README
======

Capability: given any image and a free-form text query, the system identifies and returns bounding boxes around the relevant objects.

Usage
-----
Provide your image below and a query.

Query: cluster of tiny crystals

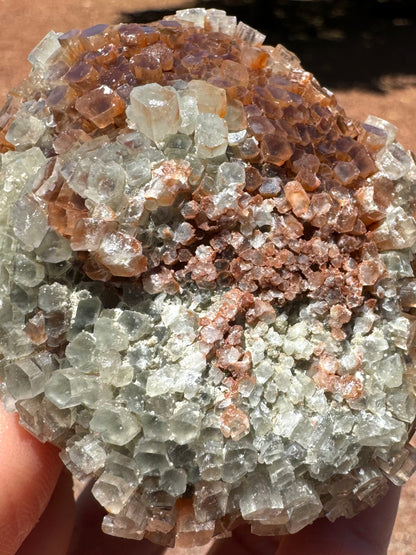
[1,7,416,547]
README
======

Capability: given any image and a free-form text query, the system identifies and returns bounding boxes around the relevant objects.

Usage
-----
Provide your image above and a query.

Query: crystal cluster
[1,8,416,546]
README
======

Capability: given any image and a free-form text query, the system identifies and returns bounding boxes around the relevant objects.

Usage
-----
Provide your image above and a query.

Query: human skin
[0,402,400,555]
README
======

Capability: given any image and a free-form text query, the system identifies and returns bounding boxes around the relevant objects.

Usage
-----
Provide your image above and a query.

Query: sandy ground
[1,1,416,553]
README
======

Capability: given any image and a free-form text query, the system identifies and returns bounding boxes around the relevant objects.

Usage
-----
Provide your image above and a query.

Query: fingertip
[16,468,76,555]
[0,402,62,555]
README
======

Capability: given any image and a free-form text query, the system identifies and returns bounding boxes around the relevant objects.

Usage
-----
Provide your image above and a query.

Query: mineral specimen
[1,7,416,547]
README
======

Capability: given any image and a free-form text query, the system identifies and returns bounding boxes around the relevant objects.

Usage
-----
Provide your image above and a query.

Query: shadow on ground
[122,0,416,91]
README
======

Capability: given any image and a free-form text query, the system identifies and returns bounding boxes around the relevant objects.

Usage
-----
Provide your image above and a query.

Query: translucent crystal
[239,471,284,520]
[205,9,237,35]
[65,331,96,370]
[373,353,405,388]
[125,156,151,191]
[195,113,228,159]
[353,412,406,447]
[38,283,69,312]
[353,466,388,507]
[378,444,416,486]
[170,403,202,445]
[92,471,137,514]
[35,229,72,262]
[12,254,45,288]
[364,115,398,145]
[222,438,257,483]
[163,133,192,159]
[128,84,180,142]
[175,8,206,27]
[235,21,266,46]
[85,160,126,203]
[28,30,61,70]
[134,439,170,476]
[94,317,129,352]
[271,44,302,71]
[12,194,49,249]
[376,142,412,180]
[195,429,224,481]
[44,370,107,409]
[90,403,140,445]
[284,481,322,534]
[187,80,227,118]
[66,434,106,476]
[178,90,199,135]
[72,296,102,330]
[216,161,245,190]
[0,148,46,222]
[6,113,46,149]
[160,468,187,497]
[75,85,126,129]
[387,389,416,423]
[194,481,229,522]
[102,494,147,540]
[96,231,147,278]
[268,459,295,489]
[4,358,45,400]
[175,501,215,547]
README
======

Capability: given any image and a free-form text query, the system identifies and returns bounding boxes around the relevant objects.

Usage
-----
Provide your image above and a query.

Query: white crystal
[235,21,266,46]
[376,142,412,180]
[284,480,322,534]
[12,254,45,287]
[373,353,405,388]
[94,317,130,352]
[194,481,229,522]
[205,9,237,35]
[4,358,45,400]
[90,404,140,446]
[128,84,179,143]
[67,434,106,475]
[175,8,206,27]
[0,148,46,222]
[44,370,102,409]
[36,229,72,262]
[12,194,49,249]
[28,30,61,70]
[6,113,46,149]
[216,161,245,190]
[195,113,228,159]
[365,115,398,145]
[92,471,137,514]
[38,283,69,312]
[85,160,126,204]
[177,90,199,135]
[187,80,227,117]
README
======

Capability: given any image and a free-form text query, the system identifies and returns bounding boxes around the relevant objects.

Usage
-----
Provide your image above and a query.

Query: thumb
[0,401,62,555]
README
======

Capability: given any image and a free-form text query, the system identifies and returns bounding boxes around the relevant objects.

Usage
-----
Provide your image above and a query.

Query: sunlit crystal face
[1,7,416,547]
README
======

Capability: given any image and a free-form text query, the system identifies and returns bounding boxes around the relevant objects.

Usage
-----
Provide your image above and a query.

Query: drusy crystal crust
[1,8,416,546]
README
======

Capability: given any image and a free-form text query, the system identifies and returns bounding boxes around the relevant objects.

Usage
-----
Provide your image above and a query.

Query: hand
[0,401,400,555]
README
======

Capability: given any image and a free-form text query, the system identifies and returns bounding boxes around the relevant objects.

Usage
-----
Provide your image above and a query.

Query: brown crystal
[75,85,126,128]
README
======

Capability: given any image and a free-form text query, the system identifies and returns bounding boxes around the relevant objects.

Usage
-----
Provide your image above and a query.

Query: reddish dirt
[0,1,415,553]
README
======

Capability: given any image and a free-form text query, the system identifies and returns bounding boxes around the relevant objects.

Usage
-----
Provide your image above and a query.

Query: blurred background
[1,1,416,553]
